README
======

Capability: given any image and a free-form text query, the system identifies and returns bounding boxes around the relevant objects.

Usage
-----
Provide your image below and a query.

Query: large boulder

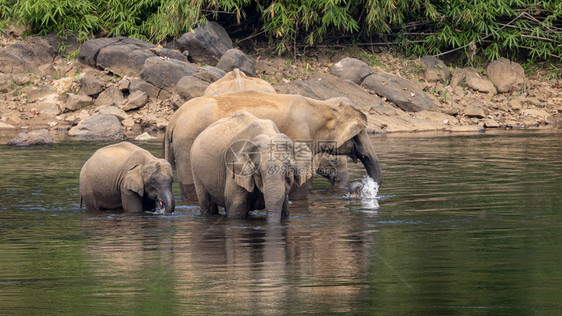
[0,37,55,74]
[94,86,124,107]
[96,44,154,77]
[64,94,93,112]
[140,57,198,91]
[421,56,450,83]
[80,77,105,97]
[121,90,148,111]
[148,47,188,62]
[129,78,160,98]
[79,37,153,68]
[8,129,53,146]
[175,22,233,64]
[0,51,27,74]
[465,71,497,94]
[97,105,128,121]
[216,48,256,76]
[464,99,486,118]
[451,67,497,94]
[361,73,436,112]
[175,75,209,100]
[487,57,525,93]
[68,114,123,138]
[274,73,384,112]
[329,57,372,84]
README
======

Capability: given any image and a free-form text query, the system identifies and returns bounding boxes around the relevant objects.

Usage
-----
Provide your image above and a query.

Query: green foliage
[0,0,559,63]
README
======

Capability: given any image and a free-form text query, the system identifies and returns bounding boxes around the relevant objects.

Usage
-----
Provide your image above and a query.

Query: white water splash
[360,175,379,198]
[343,175,380,210]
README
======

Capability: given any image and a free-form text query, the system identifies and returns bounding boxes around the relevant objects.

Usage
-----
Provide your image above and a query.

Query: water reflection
[1,131,561,314]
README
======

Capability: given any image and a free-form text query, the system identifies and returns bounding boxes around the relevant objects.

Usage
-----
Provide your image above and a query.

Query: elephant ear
[293,141,314,187]
[124,165,144,196]
[326,97,367,148]
[232,151,258,192]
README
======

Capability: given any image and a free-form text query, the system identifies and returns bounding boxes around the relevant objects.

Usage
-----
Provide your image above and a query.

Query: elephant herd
[80,69,383,222]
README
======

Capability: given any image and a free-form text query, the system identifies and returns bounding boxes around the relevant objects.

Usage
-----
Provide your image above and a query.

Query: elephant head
[231,133,312,222]
[312,97,382,185]
[123,159,175,213]
[315,154,350,188]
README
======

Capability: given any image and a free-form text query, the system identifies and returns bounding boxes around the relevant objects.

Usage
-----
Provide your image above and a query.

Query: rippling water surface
[1,131,561,314]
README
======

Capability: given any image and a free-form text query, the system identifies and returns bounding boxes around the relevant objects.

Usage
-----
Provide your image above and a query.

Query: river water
[1,130,560,314]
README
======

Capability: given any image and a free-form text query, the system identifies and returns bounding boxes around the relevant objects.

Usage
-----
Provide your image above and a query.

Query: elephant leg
[193,175,219,216]
[288,177,312,200]
[175,141,199,201]
[226,201,251,218]
[121,191,143,213]
[281,197,289,219]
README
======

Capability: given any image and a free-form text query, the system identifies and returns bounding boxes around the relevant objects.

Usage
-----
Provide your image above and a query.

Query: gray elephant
[190,112,312,222]
[316,155,350,189]
[165,88,382,201]
[80,142,175,213]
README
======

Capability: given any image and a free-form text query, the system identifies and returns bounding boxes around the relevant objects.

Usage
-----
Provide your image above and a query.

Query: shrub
[0,0,560,63]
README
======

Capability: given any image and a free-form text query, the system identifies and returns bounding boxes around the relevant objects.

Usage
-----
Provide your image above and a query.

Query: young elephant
[80,142,175,213]
[191,112,312,222]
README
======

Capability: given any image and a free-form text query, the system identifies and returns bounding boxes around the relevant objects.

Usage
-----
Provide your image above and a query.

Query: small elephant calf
[80,142,175,213]
[190,111,312,222]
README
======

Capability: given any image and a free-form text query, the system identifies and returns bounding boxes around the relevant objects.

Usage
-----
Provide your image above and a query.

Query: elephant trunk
[160,188,175,213]
[263,177,286,223]
[354,130,382,185]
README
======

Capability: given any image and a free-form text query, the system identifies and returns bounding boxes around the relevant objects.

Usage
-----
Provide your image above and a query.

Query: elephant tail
[80,196,83,209]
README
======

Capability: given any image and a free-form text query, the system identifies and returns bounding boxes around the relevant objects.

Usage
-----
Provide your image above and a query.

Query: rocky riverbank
[1,22,561,144]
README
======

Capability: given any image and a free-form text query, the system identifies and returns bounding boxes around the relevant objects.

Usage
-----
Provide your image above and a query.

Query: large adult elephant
[164,91,382,200]
[191,111,312,222]
[81,142,175,213]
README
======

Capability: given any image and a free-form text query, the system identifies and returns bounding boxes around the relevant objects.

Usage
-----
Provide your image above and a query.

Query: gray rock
[274,73,384,112]
[94,86,124,107]
[157,89,172,101]
[465,71,497,94]
[450,68,468,88]
[464,99,486,118]
[216,48,256,76]
[361,72,436,112]
[68,114,123,138]
[130,78,160,98]
[421,56,450,83]
[38,103,62,116]
[175,21,233,64]
[80,77,105,97]
[149,47,188,62]
[140,56,198,91]
[487,57,525,93]
[8,129,53,146]
[118,78,130,91]
[0,73,12,92]
[96,44,154,77]
[0,36,56,73]
[329,57,371,84]
[97,105,128,121]
[79,37,122,67]
[483,118,500,128]
[121,90,148,111]
[0,51,27,74]
[21,85,56,100]
[199,66,226,82]
[65,94,93,112]
[79,37,154,67]
[174,75,209,100]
